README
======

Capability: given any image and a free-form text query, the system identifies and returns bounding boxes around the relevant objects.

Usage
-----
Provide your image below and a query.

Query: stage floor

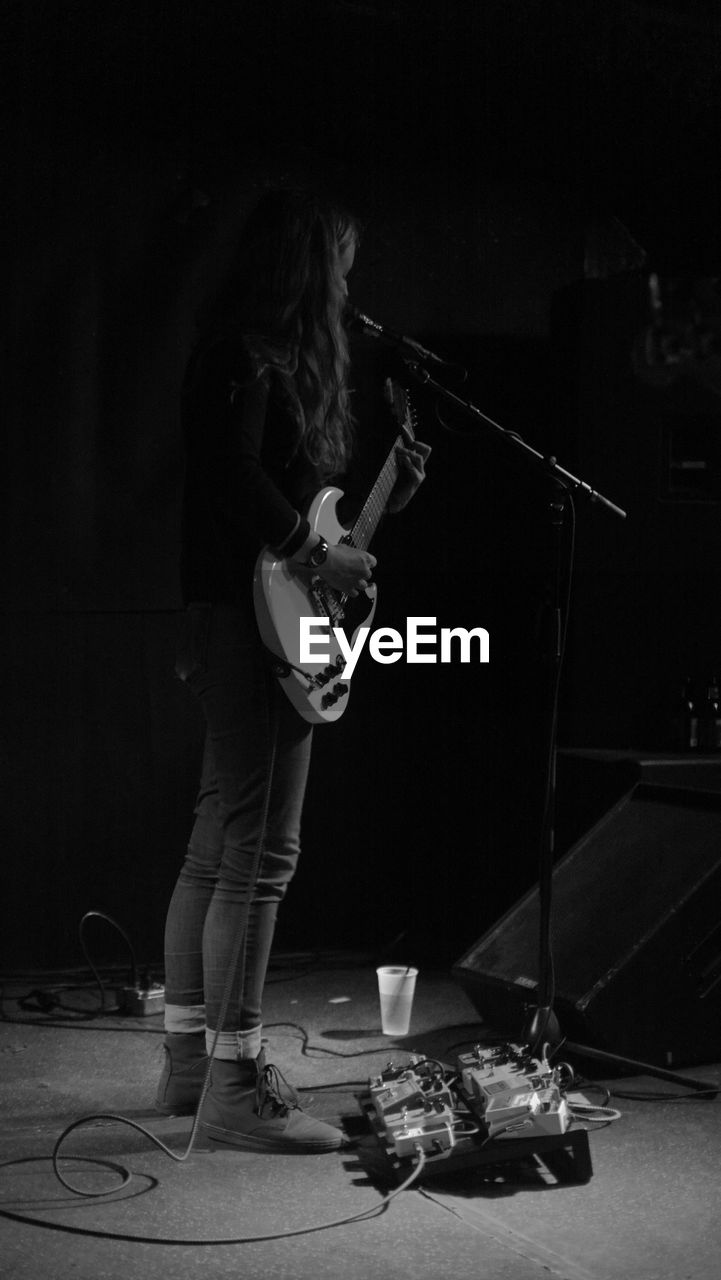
[1,955,719,1279]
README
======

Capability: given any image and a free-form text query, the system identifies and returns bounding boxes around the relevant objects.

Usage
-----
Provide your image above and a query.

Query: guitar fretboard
[348,380,415,551]
[349,439,403,551]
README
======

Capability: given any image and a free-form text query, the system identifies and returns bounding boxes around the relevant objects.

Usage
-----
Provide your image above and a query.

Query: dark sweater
[180,338,320,608]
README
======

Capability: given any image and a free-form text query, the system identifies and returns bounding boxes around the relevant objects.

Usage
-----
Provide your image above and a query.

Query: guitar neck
[348,437,403,551]
[348,378,414,551]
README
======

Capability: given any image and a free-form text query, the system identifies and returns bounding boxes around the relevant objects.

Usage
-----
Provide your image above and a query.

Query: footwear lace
[255,1061,301,1117]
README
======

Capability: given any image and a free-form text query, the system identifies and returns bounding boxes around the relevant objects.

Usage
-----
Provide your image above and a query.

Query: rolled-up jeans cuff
[164,1002,206,1034]
[206,1026,263,1061]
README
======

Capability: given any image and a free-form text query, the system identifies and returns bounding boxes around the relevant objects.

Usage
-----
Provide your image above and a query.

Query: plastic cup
[376,965,418,1036]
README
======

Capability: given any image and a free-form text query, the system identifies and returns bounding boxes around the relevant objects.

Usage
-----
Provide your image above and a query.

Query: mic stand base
[522,1004,563,1052]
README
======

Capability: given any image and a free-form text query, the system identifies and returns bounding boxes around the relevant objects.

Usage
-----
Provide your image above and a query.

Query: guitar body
[254,377,416,724]
[253,486,378,724]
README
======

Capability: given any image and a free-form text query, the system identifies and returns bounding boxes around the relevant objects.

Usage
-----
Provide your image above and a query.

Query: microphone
[346,304,450,366]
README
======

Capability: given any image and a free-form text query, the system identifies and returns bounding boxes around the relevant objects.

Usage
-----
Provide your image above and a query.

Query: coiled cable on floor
[3,1142,428,1246]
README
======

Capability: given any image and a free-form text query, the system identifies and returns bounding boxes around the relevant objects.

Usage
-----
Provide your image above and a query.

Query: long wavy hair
[204,188,360,478]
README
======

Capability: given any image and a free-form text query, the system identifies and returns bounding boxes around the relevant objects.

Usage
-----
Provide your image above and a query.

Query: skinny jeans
[163,604,313,1059]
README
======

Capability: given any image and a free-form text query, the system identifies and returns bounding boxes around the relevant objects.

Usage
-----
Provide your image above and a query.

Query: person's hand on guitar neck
[289,535,376,598]
[386,434,432,514]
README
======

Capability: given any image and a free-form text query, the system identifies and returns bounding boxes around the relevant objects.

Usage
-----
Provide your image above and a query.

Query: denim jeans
[163,604,313,1059]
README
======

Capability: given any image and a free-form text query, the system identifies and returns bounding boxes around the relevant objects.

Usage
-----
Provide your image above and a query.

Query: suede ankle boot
[155,1031,208,1114]
[199,1050,345,1153]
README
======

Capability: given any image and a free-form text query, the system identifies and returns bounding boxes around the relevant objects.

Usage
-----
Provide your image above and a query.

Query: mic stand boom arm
[404,362,627,519]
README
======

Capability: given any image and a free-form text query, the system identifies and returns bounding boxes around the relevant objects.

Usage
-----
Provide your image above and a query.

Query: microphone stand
[404,360,717,1097]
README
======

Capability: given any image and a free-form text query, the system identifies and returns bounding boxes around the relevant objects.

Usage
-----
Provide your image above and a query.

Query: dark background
[3,0,721,974]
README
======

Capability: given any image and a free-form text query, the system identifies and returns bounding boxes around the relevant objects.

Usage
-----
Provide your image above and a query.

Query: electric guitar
[253,378,418,723]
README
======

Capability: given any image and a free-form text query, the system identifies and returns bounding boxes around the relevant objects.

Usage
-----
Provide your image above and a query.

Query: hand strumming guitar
[288,535,376,598]
[317,543,377,597]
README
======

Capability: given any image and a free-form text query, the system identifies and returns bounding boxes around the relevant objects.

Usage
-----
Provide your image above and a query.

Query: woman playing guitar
[157,187,430,1154]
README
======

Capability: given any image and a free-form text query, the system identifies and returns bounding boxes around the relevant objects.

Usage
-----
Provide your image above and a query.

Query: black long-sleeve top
[180,338,321,608]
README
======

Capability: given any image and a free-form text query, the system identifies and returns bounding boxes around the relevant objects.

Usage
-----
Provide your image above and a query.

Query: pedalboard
[358,1041,592,1185]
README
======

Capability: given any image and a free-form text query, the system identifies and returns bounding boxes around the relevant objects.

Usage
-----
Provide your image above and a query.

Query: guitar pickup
[314,665,341,689]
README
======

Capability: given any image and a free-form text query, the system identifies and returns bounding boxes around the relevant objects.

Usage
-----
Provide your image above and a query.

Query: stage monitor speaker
[453,783,721,1068]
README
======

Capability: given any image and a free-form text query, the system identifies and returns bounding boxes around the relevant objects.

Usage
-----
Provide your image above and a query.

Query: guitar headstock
[384,377,417,442]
